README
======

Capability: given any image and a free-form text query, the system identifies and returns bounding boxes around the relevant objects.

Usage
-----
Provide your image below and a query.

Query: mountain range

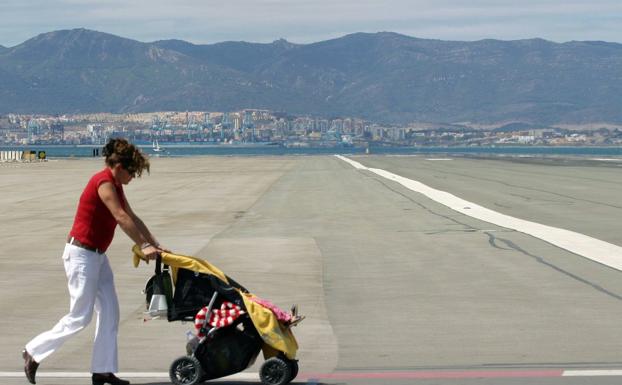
[1,28,621,125]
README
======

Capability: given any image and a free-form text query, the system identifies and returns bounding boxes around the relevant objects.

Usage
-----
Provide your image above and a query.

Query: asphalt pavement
[1,154,621,385]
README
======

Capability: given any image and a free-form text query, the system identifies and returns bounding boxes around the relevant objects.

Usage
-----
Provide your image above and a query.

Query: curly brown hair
[102,138,150,177]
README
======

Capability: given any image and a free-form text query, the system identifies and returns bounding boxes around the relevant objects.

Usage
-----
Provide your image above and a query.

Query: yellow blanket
[132,246,298,359]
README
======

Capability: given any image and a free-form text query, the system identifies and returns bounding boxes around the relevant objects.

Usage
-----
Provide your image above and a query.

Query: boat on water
[152,139,164,152]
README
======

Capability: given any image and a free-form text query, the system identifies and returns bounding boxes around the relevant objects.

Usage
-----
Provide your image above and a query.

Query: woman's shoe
[22,349,39,384]
[91,372,130,385]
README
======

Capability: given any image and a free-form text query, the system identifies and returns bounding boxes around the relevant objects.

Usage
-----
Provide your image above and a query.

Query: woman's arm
[98,182,159,259]
[125,200,164,249]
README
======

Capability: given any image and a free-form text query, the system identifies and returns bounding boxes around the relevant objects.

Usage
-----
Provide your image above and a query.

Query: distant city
[1,110,622,148]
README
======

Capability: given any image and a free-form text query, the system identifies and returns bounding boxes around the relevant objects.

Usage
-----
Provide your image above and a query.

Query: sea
[1,144,621,158]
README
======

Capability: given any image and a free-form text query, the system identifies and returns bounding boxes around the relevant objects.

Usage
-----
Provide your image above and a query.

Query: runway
[336,155,622,271]
[3,367,622,381]
[1,155,622,385]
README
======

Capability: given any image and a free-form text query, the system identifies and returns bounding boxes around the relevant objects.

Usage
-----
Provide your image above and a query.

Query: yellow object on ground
[132,246,298,359]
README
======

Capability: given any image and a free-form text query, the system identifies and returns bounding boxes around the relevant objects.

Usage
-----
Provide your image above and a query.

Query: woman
[23,138,164,385]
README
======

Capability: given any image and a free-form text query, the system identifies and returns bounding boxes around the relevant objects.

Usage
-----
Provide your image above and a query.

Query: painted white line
[589,158,622,162]
[336,155,622,271]
[6,369,622,379]
[0,371,258,380]
[337,155,367,170]
[425,158,453,161]
[563,370,622,376]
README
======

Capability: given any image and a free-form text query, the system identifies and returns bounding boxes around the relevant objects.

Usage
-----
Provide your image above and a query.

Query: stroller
[133,247,303,385]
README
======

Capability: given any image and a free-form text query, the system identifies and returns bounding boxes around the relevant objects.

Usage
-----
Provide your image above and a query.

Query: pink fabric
[249,297,291,323]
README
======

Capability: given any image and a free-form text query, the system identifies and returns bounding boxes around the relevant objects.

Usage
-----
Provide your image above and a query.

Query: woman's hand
[156,245,171,253]
[140,244,159,263]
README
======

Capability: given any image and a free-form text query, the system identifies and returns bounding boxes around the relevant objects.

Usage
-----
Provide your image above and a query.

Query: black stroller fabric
[169,269,245,321]
[195,316,263,380]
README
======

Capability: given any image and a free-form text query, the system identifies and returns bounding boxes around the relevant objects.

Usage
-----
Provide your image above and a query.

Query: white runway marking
[336,155,622,271]
[4,369,622,379]
[589,158,622,162]
[0,371,257,380]
[563,370,622,376]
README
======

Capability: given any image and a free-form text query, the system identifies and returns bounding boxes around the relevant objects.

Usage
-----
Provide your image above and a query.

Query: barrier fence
[0,150,47,162]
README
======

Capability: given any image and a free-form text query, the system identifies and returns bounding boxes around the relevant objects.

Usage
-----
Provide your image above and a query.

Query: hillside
[1,29,621,124]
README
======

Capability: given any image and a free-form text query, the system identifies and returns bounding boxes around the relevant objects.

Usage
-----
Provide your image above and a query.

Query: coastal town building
[1,111,621,147]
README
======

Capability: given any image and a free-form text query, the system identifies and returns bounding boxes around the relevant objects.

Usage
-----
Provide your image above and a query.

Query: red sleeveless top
[69,168,126,253]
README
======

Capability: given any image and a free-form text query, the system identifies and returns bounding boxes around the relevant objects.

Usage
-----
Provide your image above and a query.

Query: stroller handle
[155,254,168,275]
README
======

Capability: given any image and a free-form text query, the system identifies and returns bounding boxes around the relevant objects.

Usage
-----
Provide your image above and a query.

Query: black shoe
[92,372,130,385]
[22,349,39,384]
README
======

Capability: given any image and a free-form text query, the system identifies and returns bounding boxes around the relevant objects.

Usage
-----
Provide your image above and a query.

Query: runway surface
[336,155,622,270]
[1,154,621,385]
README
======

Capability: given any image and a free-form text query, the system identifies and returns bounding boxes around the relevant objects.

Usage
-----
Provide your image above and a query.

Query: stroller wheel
[287,359,299,382]
[260,357,292,385]
[169,355,204,385]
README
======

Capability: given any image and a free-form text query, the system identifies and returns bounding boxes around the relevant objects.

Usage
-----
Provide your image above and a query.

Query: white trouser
[26,243,120,373]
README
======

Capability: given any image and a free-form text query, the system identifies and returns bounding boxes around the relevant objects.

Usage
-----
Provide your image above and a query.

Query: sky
[1,0,621,47]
